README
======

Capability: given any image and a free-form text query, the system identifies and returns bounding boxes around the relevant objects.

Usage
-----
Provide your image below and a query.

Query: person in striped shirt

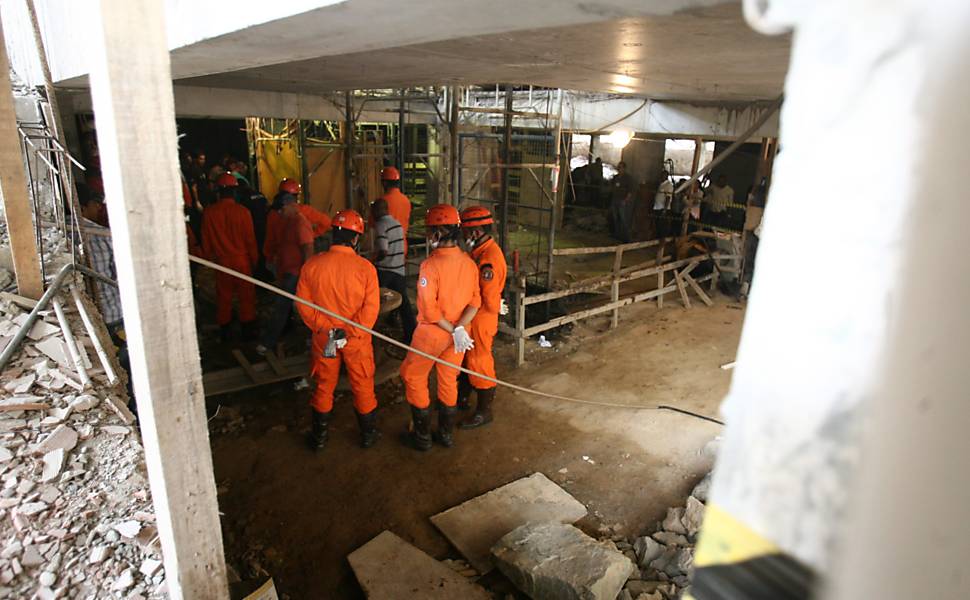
[371,199,416,343]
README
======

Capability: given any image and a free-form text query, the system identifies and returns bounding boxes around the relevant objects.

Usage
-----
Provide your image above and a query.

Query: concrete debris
[0,293,165,598]
[691,473,712,504]
[492,522,635,600]
[31,425,78,455]
[615,476,710,600]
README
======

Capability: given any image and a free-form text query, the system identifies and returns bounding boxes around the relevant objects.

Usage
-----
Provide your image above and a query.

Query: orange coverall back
[296,245,381,415]
[381,188,412,240]
[464,237,507,389]
[264,204,331,269]
[201,197,258,325]
[400,246,481,409]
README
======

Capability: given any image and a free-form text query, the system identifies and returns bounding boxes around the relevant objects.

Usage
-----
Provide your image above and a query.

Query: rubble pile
[0,296,166,599]
[608,473,711,600]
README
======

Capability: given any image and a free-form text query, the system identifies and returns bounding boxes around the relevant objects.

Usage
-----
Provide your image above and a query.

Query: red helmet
[460,205,494,228]
[279,178,301,195]
[216,173,238,188]
[380,166,401,181]
[332,209,365,234]
[426,204,460,227]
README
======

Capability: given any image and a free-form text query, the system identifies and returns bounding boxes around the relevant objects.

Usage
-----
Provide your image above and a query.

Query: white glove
[499,299,510,316]
[334,338,347,350]
[452,326,475,353]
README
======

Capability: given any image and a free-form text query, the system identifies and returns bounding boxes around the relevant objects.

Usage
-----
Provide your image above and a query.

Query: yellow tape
[694,503,780,567]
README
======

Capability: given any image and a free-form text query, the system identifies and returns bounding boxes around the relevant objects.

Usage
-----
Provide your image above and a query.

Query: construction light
[605,129,634,149]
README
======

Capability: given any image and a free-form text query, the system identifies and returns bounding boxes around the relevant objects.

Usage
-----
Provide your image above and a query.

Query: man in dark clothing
[609,161,637,242]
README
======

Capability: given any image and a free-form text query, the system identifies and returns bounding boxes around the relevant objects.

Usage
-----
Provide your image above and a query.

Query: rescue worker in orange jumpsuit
[379,167,412,248]
[264,178,331,268]
[457,206,508,428]
[201,173,258,340]
[296,210,381,450]
[400,205,481,451]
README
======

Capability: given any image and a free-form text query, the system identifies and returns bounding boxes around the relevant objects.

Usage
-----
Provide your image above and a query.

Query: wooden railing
[505,237,740,364]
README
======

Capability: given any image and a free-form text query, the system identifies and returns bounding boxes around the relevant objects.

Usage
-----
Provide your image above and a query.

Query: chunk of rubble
[40,449,64,483]
[661,507,687,535]
[69,395,99,412]
[112,568,134,591]
[633,536,664,568]
[114,520,142,539]
[492,522,635,600]
[683,496,705,536]
[3,374,35,394]
[652,531,688,546]
[31,425,78,455]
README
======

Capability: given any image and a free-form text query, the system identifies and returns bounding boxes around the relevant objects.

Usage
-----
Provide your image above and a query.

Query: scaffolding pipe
[449,86,460,204]
[51,297,91,387]
[499,86,514,253]
[344,91,355,210]
[70,284,119,385]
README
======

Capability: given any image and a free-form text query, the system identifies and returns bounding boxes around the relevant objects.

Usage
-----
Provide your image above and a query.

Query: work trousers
[309,334,377,415]
[215,255,256,325]
[261,272,299,348]
[377,269,417,344]
[610,197,634,242]
[464,311,498,390]
[400,324,464,409]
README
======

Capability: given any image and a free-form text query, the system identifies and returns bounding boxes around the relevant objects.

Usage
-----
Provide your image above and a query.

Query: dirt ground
[206,290,744,599]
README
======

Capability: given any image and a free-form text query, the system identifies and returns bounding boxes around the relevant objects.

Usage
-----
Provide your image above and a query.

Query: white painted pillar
[86,1,229,598]
[702,2,970,598]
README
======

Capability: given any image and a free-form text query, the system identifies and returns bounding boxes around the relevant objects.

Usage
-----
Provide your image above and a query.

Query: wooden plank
[683,272,714,306]
[551,238,663,256]
[674,271,691,309]
[610,248,623,329]
[86,2,229,598]
[524,298,633,337]
[231,349,262,384]
[349,531,492,600]
[0,21,42,299]
[263,350,285,376]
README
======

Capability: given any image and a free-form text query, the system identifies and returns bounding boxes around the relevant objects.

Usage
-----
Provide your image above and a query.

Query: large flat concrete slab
[348,531,491,600]
[430,472,588,574]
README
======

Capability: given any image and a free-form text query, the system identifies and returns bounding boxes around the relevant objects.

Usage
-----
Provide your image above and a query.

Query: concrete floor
[206,292,741,598]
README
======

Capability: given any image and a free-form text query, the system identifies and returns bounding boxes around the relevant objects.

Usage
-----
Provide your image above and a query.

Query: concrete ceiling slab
[177,3,789,102]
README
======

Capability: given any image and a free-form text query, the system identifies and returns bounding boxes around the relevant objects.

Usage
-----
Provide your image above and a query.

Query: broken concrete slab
[682,496,705,536]
[491,522,635,600]
[430,472,588,574]
[348,531,491,600]
[31,425,78,455]
[40,449,64,483]
[633,536,664,568]
[661,507,687,534]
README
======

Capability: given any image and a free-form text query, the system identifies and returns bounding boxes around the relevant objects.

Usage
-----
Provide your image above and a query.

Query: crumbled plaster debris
[0,290,165,598]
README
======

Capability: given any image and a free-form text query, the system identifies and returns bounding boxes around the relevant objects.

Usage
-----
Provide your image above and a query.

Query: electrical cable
[188,255,724,424]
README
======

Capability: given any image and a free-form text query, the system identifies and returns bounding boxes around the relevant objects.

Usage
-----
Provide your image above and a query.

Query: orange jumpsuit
[202,197,258,325]
[400,246,481,409]
[296,245,380,415]
[464,237,507,389]
[264,205,331,268]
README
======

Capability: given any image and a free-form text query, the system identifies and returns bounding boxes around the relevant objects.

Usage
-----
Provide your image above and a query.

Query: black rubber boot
[401,406,432,452]
[456,373,472,411]
[356,410,381,449]
[460,388,495,429]
[306,410,329,451]
[433,404,457,448]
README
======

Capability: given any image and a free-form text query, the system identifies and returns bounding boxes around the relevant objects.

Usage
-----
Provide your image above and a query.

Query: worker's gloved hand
[334,338,347,350]
[452,326,475,354]
[499,299,510,316]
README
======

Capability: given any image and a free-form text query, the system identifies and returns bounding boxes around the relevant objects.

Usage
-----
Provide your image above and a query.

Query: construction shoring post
[499,85,513,253]
[397,88,406,177]
[449,86,460,204]
[344,90,355,211]
[516,275,527,366]
[681,136,704,237]
[0,19,43,299]
[87,1,229,598]
[298,119,309,202]
[545,89,564,293]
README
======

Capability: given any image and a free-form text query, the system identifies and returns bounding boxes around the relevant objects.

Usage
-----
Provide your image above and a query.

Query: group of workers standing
[199,164,508,454]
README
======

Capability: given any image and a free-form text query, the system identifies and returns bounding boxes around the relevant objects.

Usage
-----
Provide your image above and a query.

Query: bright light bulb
[606,129,634,149]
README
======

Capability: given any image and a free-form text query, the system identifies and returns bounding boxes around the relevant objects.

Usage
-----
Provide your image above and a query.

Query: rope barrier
[188,255,724,424]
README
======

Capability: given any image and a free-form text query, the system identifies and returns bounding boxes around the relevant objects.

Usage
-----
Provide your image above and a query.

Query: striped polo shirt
[374,214,406,275]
